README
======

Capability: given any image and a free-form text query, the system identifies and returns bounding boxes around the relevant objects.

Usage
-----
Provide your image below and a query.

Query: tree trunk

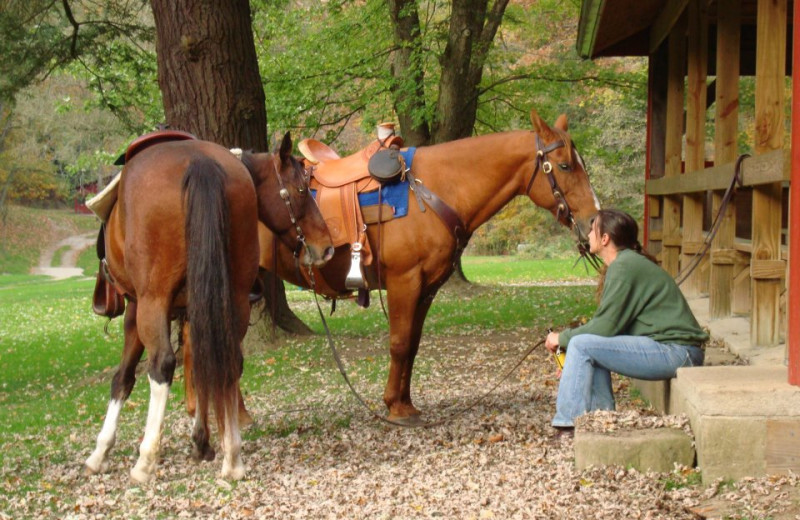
[150,0,307,333]
[387,0,431,147]
[386,0,509,282]
[150,0,267,150]
[433,0,509,143]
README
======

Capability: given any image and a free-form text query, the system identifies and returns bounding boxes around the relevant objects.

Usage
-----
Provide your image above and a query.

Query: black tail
[182,157,242,427]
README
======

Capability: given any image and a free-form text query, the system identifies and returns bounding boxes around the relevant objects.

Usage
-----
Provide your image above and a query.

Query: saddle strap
[409,176,471,260]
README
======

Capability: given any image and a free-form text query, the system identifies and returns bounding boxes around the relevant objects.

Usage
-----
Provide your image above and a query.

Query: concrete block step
[574,428,695,473]
[670,365,800,483]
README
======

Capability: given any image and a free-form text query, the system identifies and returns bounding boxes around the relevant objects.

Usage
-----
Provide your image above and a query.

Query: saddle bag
[367,148,404,183]
[92,265,126,318]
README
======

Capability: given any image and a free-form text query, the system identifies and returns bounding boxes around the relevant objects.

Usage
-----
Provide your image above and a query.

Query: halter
[272,155,308,261]
[525,133,602,271]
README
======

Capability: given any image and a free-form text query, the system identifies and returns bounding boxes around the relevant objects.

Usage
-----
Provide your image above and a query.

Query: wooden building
[577,0,799,386]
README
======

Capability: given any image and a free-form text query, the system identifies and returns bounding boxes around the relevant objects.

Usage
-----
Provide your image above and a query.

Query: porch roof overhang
[577,0,769,74]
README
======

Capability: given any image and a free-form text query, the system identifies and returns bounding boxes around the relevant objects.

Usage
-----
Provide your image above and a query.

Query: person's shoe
[553,426,574,440]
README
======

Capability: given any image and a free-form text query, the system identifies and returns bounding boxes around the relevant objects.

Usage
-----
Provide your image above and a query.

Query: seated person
[545,208,708,434]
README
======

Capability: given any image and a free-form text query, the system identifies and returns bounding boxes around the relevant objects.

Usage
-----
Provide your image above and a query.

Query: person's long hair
[594,209,657,300]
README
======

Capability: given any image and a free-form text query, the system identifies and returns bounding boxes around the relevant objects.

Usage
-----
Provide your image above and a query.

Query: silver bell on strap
[345,242,368,290]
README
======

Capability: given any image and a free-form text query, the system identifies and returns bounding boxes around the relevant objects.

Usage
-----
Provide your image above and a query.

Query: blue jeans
[552,334,704,427]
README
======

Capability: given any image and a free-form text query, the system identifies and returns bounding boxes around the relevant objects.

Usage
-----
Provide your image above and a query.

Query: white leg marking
[220,399,245,480]
[130,376,170,483]
[85,399,123,474]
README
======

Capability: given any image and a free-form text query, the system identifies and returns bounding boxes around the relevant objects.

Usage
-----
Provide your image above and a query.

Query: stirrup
[345,243,367,290]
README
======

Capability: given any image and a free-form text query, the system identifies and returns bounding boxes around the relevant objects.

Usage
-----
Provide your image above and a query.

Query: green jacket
[559,249,709,348]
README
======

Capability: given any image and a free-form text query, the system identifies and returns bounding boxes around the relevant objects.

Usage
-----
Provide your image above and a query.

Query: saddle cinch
[299,134,406,290]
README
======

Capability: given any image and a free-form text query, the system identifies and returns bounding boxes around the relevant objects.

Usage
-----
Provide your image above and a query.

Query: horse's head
[525,108,601,256]
[244,132,333,268]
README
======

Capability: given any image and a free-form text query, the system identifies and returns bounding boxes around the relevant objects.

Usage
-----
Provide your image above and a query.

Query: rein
[674,153,747,286]
[306,269,547,428]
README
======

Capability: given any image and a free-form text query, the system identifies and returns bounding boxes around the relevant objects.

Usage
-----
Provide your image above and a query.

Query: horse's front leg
[130,298,176,484]
[86,301,143,475]
[383,276,428,422]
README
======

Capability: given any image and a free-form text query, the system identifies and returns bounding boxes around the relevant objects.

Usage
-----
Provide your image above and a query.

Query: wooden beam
[645,149,789,195]
[752,0,787,346]
[662,14,687,277]
[710,0,741,319]
[682,0,709,296]
[789,0,800,385]
[650,0,691,54]
[645,44,669,257]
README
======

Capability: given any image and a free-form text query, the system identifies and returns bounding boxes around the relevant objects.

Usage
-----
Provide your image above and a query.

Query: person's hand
[545,331,560,353]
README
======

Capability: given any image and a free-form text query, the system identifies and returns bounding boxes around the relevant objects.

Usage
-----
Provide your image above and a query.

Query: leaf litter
[1,329,798,519]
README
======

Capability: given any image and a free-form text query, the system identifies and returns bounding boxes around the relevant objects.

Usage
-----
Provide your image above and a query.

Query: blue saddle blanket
[358,179,409,218]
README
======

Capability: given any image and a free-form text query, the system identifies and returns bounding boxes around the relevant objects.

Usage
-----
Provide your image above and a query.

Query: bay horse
[188,109,600,424]
[84,133,333,482]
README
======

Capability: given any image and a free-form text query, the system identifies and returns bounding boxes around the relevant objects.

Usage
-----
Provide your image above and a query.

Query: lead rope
[307,264,546,428]
[674,154,747,286]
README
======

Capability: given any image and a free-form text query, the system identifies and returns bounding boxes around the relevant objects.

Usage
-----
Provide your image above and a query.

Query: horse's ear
[554,114,569,132]
[279,132,293,162]
[530,109,552,135]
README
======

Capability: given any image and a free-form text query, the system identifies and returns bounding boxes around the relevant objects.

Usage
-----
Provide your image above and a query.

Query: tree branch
[61,0,80,57]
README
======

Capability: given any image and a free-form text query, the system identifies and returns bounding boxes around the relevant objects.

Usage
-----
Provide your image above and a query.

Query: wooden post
[752,0,786,346]
[663,14,687,277]
[646,44,669,257]
[683,0,708,296]
[789,0,800,385]
[710,0,740,318]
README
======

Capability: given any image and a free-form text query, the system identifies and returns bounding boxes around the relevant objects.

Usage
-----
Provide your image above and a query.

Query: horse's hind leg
[86,301,143,475]
[183,324,252,429]
[130,298,176,484]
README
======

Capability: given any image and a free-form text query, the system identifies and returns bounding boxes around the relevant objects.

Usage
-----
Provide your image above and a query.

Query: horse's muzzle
[305,245,335,268]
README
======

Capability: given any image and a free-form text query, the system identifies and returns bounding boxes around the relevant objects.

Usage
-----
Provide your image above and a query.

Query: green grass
[462,256,597,284]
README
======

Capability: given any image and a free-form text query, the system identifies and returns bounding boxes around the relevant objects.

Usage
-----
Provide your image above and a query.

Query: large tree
[149,0,267,149]
[149,0,313,333]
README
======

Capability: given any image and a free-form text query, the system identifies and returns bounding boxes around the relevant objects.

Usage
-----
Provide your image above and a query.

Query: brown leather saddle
[93,130,198,318]
[299,135,405,269]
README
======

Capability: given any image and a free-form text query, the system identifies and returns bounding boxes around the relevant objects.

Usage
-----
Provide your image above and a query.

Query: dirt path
[30,232,96,279]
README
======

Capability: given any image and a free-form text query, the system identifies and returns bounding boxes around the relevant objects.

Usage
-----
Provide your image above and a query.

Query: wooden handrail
[646,149,791,195]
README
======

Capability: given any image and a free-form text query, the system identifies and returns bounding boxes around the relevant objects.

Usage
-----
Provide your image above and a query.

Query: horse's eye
[559,163,572,172]
[297,186,306,194]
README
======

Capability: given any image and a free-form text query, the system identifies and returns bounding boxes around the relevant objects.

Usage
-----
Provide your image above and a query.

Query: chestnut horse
[188,109,600,424]
[84,134,333,482]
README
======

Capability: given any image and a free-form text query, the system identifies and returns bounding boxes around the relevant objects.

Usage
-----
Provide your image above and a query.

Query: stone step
[574,428,695,473]
[670,365,800,483]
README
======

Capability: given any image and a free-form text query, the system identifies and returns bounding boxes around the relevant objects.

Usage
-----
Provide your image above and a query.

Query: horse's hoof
[221,463,245,481]
[130,466,153,484]
[84,462,106,476]
[386,413,424,427]
[192,444,216,462]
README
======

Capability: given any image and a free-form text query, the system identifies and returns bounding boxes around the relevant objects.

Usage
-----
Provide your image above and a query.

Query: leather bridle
[272,154,309,262]
[525,133,601,271]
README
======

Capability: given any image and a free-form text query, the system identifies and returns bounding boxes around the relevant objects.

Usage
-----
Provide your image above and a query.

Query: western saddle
[298,135,405,290]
